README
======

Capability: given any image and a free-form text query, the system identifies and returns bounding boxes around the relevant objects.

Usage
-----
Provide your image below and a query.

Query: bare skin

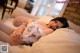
[0,20,63,45]
[11,20,63,45]
[11,22,54,45]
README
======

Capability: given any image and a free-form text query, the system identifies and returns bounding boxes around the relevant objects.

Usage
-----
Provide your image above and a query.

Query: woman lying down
[0,17,69,46]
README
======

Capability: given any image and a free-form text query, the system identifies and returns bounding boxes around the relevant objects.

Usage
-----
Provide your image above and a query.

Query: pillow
[5,28,80,53]
[38,28,80,42]
[37,15,54,24]
[31,28,80,53]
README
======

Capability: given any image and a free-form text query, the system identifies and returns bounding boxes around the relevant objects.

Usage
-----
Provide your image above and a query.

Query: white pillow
[31,28,80,53]
[38,28,80,42]
[37,15,54,24]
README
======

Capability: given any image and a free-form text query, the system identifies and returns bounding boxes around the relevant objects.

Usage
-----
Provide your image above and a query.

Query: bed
[0,7,80,53]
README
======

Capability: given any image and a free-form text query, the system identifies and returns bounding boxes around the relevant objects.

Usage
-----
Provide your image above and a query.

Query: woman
[0,17,69,46]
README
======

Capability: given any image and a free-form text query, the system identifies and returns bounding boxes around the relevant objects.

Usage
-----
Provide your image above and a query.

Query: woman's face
[49,21,63,30]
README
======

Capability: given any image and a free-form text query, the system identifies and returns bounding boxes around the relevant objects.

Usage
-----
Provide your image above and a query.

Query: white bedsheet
[5,28,80,53]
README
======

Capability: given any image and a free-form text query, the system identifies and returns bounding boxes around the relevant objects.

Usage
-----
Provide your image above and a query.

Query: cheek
[51,24,54,27]
[50,23,54,27]
[49,21,56,27]
[50,24,56,29]
[50,22,54,25]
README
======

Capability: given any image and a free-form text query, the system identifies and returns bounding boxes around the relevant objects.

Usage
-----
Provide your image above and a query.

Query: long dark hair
[50,17,69,28]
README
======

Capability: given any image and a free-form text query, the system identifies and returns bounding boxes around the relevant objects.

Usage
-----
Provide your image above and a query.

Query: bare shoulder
[44,28,54,35]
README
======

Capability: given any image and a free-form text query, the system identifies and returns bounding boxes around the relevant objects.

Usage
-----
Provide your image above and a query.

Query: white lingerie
[22,22,46,43]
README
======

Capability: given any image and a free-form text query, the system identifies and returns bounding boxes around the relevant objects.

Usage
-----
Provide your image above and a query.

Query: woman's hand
[13,24,26,35]
[16,34,23,39]
[11,35,23,44]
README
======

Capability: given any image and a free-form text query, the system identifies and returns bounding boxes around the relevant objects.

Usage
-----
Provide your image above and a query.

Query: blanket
[0,28,80,53]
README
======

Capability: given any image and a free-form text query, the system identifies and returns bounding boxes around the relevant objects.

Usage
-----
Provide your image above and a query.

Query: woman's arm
[13,24,26,36]
[0,30,17,45]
